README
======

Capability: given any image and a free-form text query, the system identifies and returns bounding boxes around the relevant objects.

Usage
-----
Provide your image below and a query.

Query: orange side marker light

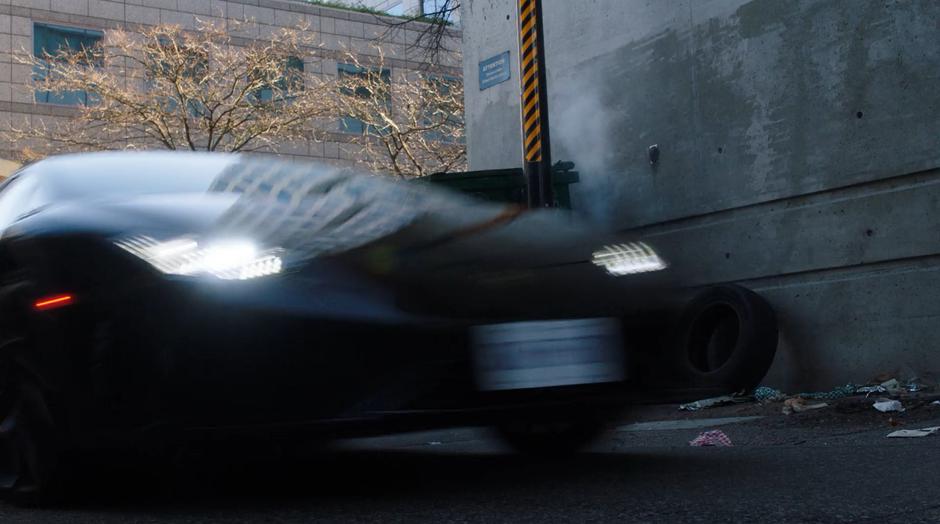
[33,294,74,311]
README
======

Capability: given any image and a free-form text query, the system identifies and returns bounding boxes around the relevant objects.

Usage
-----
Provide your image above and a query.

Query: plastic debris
[689,430,733,447]
[426,441,442,446]
[799,384,857,400]
[753,386,786,403]
[857,378,908,396]
[873,400,905,412]
[679,395,745,411]
[932,400,940,406]
[856,385,887,396]
[887,426,940,438]
[905,377,930,393]
[879,379,903,395]
[782,397,829,415]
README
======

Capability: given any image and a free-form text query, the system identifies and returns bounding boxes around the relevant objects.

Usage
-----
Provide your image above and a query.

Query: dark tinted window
[337,63,391,135]
[33,23,103,106]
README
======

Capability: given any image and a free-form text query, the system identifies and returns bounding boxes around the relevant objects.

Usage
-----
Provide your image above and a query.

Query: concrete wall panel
[642,167,940,286]
[460,0,521,171]
[754,257,940,390]
[462,0,940,389]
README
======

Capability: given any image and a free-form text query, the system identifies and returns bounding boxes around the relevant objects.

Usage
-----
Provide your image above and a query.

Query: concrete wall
[0,0,461,164]
[461,0,940,390]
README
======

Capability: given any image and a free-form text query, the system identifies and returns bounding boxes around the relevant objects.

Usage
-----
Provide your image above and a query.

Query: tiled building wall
[0,0,462,164]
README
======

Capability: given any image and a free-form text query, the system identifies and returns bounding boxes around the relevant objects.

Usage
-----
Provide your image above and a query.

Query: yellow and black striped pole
[518,0,553,207]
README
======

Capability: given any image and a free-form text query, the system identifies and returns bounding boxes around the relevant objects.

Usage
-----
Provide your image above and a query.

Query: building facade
[0,0,462,164]
[461,0,940,390]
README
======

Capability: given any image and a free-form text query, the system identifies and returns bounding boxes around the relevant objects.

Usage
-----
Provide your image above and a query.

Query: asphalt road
[2,402,940,523]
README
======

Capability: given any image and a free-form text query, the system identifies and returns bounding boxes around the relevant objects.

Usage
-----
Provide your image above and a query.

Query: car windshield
[21,153,480,213]
[21,153,241,200]
[204,156,505,259]
[12,153,506,258]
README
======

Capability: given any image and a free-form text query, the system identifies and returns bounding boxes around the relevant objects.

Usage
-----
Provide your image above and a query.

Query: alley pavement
[2,397,940,523]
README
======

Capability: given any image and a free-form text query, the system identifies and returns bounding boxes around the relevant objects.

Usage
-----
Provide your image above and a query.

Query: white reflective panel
[591,242,667,276]
[471,318,624,391]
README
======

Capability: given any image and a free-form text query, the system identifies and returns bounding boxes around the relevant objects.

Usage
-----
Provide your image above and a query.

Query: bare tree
[373,0,460,67]
[331,49,465,178]
[7,20,332,161]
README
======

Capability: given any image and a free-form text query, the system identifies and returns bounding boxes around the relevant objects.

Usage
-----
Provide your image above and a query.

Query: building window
[255,56,305,103]
[146,36,209,115]
[148,36,208,80]
[33,23,103,106]
[337,63,390,135]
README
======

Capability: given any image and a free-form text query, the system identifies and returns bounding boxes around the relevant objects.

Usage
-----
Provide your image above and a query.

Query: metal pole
[518,0,554,208]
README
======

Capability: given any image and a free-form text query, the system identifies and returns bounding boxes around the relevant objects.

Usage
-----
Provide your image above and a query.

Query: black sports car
[0,152,776,502]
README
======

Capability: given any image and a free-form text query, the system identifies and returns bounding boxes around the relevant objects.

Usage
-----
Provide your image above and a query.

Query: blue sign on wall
[479,51,511,91]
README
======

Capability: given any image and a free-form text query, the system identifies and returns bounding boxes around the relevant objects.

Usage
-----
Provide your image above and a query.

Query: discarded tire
[672,284,777,392]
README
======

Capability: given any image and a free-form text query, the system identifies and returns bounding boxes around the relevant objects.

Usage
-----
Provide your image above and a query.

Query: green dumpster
[420,163,580,210]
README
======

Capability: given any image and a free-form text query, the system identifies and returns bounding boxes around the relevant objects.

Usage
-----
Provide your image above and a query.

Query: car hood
[14,192,243,239]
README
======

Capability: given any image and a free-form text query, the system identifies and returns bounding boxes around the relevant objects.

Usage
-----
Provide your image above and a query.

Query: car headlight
[591,242,667,276]
[115,235,284,280]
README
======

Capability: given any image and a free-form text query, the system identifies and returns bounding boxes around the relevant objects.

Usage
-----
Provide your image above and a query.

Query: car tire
[0,276,70,506]
[0,372,69,507]
[672,284,777,392]
[496,415,605,455]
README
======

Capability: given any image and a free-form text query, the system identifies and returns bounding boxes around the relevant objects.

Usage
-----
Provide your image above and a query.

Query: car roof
[20,151,240,178]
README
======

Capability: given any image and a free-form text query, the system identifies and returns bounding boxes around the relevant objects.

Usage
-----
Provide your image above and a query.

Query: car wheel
[0,371,68,506]
[0,277,69,506]
[496,415,605,455]
[672,284,778,392]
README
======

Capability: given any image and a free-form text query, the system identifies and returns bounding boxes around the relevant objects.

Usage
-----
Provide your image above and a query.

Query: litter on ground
[689,430,733,447]
[887,426,940,438]
[782,397,828,415]
[856,385,887,396]
[679,395,746,411]
[753,386,786,402]
[799,384,857,400]
[873,400,905,413]
[877,379,903,395]
[684,379,934,414]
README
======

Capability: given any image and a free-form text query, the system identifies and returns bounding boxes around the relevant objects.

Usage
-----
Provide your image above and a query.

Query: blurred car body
[0,152,772,501]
